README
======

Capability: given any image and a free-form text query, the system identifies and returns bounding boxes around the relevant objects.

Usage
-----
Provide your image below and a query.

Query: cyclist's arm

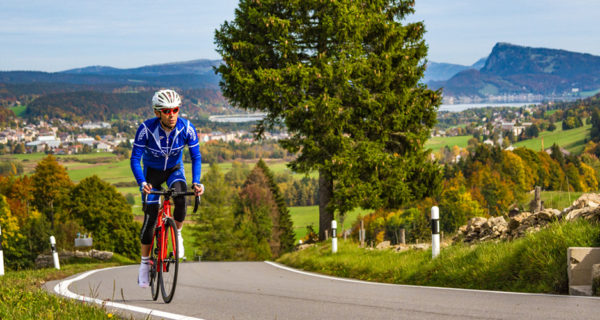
[186,120,202,185]
[130,123,148,186]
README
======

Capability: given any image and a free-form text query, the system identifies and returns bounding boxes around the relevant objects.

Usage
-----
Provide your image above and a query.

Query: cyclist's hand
[141,182,153,195]
[192,183,204,196]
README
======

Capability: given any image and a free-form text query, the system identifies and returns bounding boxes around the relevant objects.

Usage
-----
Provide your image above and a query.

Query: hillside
[423,57,486,83]
[432,43,600,102]
[22,88,230,121]
[0,59,237,117]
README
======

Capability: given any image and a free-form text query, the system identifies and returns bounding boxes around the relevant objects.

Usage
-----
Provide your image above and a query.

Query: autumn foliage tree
[31,155,73,227]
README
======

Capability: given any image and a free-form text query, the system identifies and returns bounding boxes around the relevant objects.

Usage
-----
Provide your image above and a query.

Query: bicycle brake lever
[193,195,200,213]
[142,193,147,212]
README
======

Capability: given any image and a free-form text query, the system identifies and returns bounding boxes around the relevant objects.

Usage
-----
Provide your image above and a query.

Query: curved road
[46,261,600,320]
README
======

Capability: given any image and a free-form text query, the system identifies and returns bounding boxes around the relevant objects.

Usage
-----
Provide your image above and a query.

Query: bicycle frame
[152,198,176,272]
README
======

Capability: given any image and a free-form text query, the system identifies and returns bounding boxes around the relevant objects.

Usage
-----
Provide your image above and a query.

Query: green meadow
[425,121,591,155]
[289,206,371,241]
[9,105,27,117]
[514,121,591,154]
[425,135,471,153]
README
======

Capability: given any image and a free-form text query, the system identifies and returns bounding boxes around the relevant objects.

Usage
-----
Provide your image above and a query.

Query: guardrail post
[331,220,337,253]
[431,206,440,258]
[0,225,4,276]
[360,220,365,248]
[50,236,60,270]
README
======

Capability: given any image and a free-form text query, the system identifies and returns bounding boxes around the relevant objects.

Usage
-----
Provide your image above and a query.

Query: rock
[566,193,600,212]
[35,255,53,269]
[411,243,430,250]
[74,250,90,258]
[566,208,594,221]
[469,217,487,229]
[592,264,600,296]
[376,241,391,249]
[296,243,315,251]
[508,212,531,231]
[90,249,113,260]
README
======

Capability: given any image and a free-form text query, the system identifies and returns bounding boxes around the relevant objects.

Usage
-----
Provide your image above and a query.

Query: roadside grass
[425,135,471,153]
[278,219,600,293]
[514,121,591,154]
[0,257,133,319]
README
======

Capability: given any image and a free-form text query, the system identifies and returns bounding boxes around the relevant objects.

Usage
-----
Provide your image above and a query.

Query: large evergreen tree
[216,0,441,240]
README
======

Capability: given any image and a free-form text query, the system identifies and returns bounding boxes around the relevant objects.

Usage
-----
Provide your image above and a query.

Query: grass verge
[277,219,600,294]
[0,256,133,319]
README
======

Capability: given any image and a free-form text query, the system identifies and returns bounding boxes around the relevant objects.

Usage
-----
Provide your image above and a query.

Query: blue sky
[1,0,599,72]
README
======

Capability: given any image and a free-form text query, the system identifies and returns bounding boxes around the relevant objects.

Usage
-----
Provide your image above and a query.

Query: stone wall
[35,249,113,268]
[454,193,600,243]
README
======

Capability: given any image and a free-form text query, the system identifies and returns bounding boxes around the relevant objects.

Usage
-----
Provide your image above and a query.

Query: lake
[209,103,541,122]
[439,102,540,112]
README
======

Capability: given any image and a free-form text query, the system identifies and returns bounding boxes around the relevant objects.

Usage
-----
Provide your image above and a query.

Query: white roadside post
[0,225,4,276]
[431,206,440,258]
[331,220,338,254]
[50,236,60,270]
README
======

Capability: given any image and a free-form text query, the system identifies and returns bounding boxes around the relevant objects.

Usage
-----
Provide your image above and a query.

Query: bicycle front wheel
[159,217,179,303]
[150,231,160,301]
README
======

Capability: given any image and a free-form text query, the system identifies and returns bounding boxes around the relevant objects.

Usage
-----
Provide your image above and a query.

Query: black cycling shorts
[139,166,187,245]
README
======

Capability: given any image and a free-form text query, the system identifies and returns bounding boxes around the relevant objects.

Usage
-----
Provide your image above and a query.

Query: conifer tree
[233,166,277,259]
[256,159,295,253]
[193,163,237,260]
[216,0,441,239]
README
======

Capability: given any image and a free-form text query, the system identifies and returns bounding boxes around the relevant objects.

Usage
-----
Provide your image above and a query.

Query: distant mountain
[0,59,223,89]
[61,59,221,76]
[423,58,486,83]
[431,43,600,103]
[0,59,236,119]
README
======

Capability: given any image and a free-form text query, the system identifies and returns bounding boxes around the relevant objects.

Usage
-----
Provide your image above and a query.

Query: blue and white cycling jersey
[130,117,202,187]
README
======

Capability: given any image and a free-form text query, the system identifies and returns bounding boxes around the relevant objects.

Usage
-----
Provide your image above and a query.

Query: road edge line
[53,266,205,320]
[264,261,600,299]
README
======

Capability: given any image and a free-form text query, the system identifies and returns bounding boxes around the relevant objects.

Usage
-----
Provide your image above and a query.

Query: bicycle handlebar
[142,188,201,214]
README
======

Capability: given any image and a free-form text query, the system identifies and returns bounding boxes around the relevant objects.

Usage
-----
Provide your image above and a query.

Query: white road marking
[264,261,600,299]
[53,266,205,320]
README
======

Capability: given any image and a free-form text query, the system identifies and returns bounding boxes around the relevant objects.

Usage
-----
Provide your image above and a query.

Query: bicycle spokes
[159,217,179,303]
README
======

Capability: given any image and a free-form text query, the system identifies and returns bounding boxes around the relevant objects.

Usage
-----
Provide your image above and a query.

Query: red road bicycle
[143,188,199,303]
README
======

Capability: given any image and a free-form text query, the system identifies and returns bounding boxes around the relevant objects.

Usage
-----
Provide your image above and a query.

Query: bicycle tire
[159,217,179,303]
[150,230,160,301]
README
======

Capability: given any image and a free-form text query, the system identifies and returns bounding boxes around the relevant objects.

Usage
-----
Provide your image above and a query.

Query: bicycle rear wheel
[159,217,179,303]
[150,230,160,301]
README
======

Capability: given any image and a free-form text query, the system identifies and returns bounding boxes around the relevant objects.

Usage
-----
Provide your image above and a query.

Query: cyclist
[130,89,204,288]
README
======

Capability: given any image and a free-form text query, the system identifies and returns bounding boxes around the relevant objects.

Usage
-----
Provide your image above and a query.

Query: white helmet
[152,89,182,110]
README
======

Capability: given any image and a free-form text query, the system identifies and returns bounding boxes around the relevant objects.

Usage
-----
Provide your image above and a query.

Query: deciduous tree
[31,155,73,227]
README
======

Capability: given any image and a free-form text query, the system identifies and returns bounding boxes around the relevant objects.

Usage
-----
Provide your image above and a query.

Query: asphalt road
[46,261,600,320]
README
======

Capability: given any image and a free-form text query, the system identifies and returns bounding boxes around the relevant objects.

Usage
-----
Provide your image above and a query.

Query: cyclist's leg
[168,168,187,258]
[167,166,187,227]
[171,181,188,224]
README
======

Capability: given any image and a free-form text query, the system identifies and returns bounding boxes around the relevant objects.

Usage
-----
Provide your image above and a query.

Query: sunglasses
[160,107,179,115]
